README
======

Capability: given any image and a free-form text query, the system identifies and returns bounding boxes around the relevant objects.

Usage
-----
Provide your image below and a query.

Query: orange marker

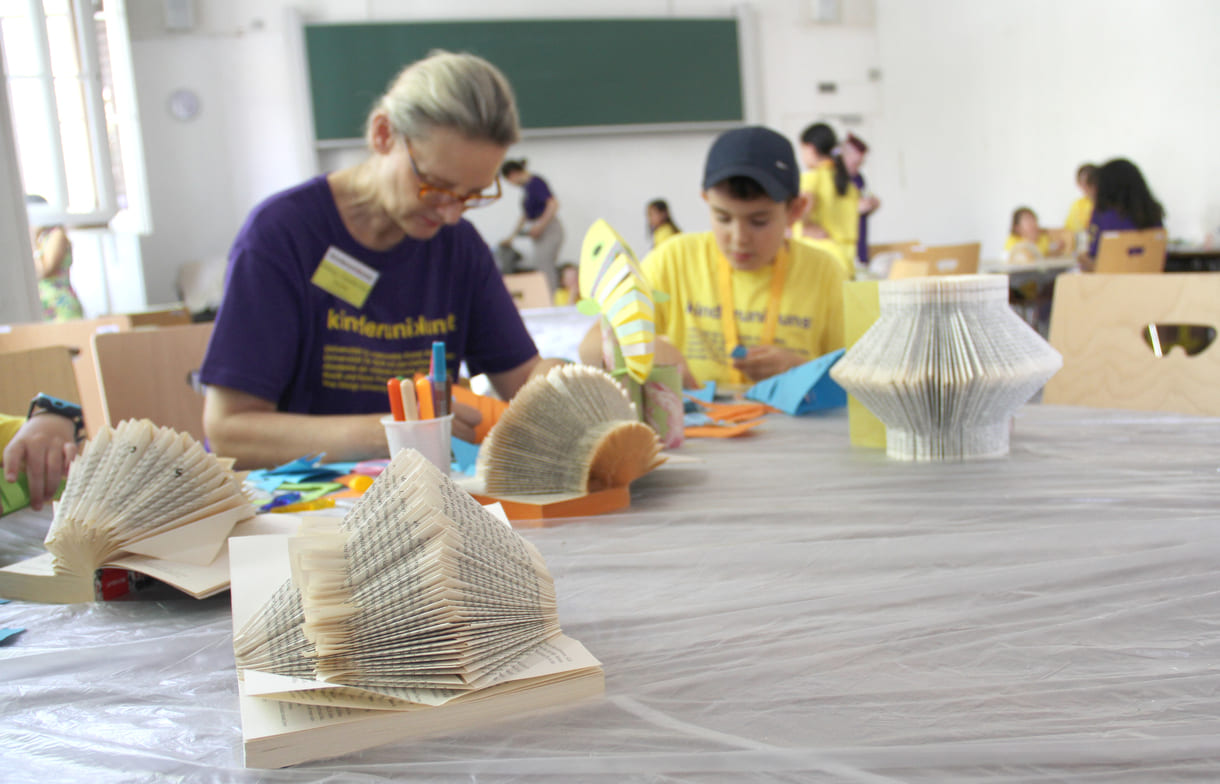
[414,375,435,419]
[387,378,405,421]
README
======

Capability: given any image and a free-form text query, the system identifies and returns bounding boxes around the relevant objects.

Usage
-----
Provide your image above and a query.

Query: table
[3,405,1220,781]
[1166,244,1220,273]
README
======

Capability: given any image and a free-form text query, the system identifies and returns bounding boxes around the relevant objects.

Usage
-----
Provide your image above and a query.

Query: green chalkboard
[304,18,744,141]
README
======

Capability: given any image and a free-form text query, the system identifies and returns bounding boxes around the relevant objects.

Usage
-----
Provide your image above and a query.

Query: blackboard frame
[297,14,754,145]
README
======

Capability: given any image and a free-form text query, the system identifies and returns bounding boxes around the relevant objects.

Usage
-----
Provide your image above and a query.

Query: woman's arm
[203,385,389,470]
[501,214,527,246]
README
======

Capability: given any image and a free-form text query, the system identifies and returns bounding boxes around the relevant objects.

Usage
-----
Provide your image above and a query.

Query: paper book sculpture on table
[230,448,604,769]
[578,219,684,447]
[0,419,256,602]
[830,275,1062,460]
[466,364,665,523]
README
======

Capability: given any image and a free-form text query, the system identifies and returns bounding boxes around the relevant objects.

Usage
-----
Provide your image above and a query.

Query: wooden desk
[3,406,1220,779]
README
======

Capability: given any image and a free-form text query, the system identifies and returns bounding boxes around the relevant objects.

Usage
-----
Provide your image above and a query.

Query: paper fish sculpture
[578,220,655,384]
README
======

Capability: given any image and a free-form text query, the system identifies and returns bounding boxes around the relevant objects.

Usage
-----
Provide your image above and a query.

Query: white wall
[873,0,1220,260]
[79,0,1220,307]
[125,0,881,303]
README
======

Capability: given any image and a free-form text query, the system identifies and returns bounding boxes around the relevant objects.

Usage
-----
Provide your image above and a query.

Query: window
[2,0,147,232]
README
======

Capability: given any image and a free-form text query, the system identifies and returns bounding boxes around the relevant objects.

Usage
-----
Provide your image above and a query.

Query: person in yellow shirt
[2,395,84,511]
[1064,163,1097,235]
[552,263,580,306]
[646,198,681,248]
[792,123,859,275]
[1004,206,1059,261]
[639,126,846,387]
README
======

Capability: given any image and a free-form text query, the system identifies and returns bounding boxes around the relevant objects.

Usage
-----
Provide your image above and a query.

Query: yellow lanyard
[716,243,789,383]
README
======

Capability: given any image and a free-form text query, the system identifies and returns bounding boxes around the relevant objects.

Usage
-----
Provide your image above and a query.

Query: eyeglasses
[406,140,501,210]
[1141,324,1216,358]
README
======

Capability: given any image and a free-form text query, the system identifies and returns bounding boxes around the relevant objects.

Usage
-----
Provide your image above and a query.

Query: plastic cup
[380,414,453,475]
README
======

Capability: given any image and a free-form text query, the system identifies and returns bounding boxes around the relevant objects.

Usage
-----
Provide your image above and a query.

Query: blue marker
[731,344,748,360]
[430,341,450,417]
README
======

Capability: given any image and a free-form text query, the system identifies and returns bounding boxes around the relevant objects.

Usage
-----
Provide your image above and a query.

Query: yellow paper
[842,280,886,449]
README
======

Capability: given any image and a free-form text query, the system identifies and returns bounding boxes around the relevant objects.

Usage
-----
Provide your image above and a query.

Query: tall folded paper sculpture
[830,275,1062,460]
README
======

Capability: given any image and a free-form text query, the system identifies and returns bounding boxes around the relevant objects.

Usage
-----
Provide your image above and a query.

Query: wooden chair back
[0,346,80,417]
[867,241,920,262]
[1045,227,1075,255]
[1043,273,1220,415]
[905,242,981,275]
[1095,228,1167,274]
[92,323,213,442]
[502,271,552,310]
[887,258,933,279]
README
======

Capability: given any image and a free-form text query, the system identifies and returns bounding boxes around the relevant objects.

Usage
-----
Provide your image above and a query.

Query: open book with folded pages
[0,419,257,603]
[230,448,603,769]
[462,364,665,523]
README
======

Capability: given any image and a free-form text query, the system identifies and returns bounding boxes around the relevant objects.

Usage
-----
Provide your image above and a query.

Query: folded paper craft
[744,349,847,415]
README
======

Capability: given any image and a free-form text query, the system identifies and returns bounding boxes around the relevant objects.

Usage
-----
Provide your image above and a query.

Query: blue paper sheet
[0,628,24,645]
[745,349,847,415]
[683,381,717,412]
[246,454,351,492]
[451,437,480,476]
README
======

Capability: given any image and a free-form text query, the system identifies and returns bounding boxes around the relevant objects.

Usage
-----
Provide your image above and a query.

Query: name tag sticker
[311,246,380,309]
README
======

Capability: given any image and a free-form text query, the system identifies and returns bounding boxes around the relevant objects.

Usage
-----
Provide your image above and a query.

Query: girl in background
[500,159,563,291]
[1064,163,1097,235]
[646,198,680,248]
[793,123,858,276]
[840,133,881,266]
[552,263,580,306]
[26,195,84,322]
[1080,158,1165,271]
[1005,206,1062,262]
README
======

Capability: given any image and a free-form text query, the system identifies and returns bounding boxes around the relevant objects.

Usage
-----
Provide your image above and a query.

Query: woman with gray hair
[200,51,560,469]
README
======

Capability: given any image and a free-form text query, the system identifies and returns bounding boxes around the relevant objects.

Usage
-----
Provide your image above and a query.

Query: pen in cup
[430,341,450,417]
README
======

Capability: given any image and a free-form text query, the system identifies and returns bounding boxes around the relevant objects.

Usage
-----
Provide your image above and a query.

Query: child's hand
[733,346,804,382]
[452,401,483,444]
[3,414,79,511]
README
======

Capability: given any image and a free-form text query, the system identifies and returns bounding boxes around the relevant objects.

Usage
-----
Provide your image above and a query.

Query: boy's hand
[3,414,79,511]
[733,346,805,382]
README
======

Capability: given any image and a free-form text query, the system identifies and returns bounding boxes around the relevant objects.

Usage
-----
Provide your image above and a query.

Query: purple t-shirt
[1087,207,1162,258]
[200,176,538,415]
[852,172,868,264]
[522,175,553,220]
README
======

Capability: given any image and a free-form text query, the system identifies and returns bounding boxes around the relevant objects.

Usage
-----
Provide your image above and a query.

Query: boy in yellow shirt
[643,126,846,387]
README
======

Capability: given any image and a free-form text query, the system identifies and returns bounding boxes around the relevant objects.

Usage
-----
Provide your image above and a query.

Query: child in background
[792,123,858,276]
[840,133,881,267]
[1005,206,1061,262]
[646,199,681,248]
[26,195,84,322]
[1064,163,1097,235]
[627,126,846,387]
[1080,158,1166,272]
[2,403,82,512]
[552,263,580,306]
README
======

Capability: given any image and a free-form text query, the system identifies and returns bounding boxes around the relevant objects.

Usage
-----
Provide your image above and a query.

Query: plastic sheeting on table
[2,404,1219,782]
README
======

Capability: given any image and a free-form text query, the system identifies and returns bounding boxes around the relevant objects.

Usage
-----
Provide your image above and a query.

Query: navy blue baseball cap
[703,126,799,201]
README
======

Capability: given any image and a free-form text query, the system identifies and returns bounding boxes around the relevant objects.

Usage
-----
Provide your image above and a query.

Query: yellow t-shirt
[793,161,860,267]
[652,223,679,248]
[0,413,23,460]
[1064,197,1094,234]
[642,232,846,386]
[553,289,573,306]
[1004,233,1050,255]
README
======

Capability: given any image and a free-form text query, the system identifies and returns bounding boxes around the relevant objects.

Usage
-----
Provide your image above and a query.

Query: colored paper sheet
[745,349,847,415]
[0,475,30,516]
[684,419,765,438]
[451,437,480,476]
[0,628,24,644]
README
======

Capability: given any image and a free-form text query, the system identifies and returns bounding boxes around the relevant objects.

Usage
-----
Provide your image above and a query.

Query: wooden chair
[92,323,213,442]
[0,346,80,417]
[905,242,981,275]
[867,241,920,262]
[502,271,552,310]
[1044,227,1075,256]
[1094,229,1167,274]
[887,258,933,279]
[1043,273,1220,415]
